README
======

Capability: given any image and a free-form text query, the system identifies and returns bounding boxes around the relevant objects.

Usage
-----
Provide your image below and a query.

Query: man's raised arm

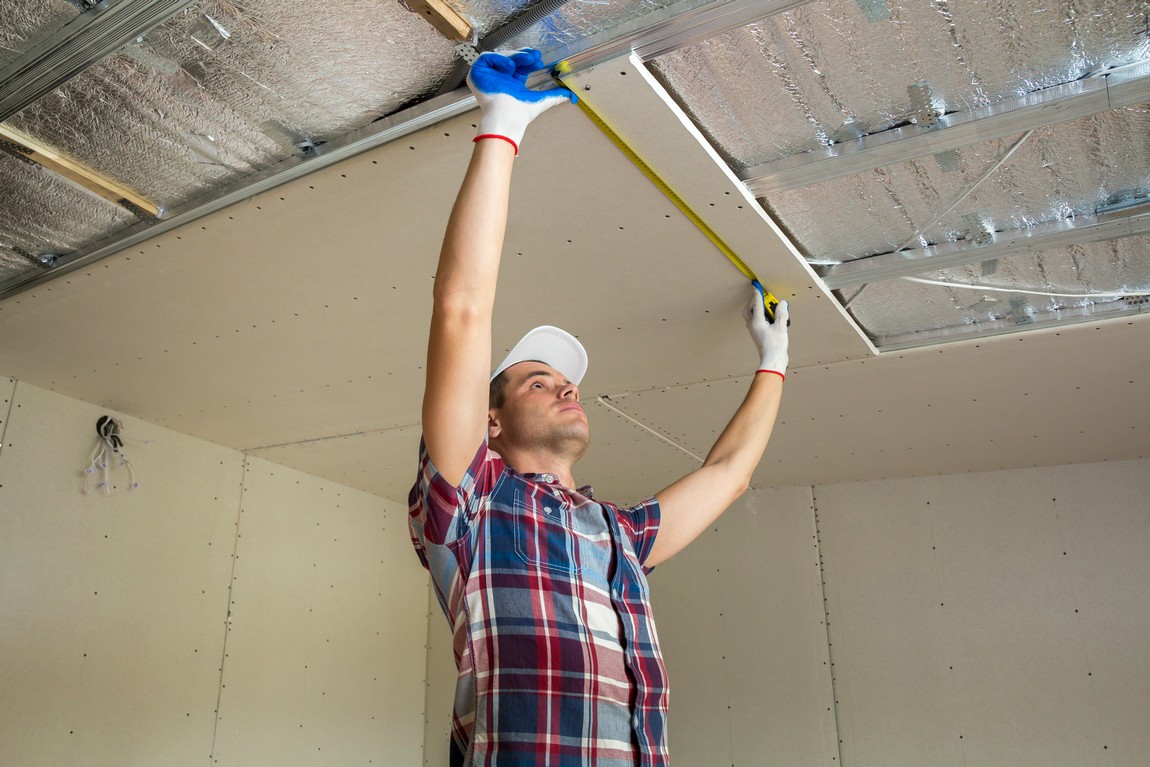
[422,50,575,487]
[647,287,791,566]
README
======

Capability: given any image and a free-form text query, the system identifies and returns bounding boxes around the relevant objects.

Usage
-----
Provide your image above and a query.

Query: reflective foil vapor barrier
[1,0,464,283]
[846,233,1150,348]
[649,0,1150,169]
[647,0,1150,347]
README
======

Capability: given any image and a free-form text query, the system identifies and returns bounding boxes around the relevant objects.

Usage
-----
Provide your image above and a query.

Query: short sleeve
[613,497,662,573]
[408,438,504,568]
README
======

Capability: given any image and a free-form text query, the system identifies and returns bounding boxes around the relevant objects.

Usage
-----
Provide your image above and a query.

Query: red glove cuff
[474,134,519,155]
[756,369,785,382]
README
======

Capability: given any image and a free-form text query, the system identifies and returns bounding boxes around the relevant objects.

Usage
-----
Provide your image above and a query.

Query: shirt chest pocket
[510,490,605,576]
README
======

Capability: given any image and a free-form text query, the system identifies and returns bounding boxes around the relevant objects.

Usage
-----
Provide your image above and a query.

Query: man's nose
[560,382,579,401]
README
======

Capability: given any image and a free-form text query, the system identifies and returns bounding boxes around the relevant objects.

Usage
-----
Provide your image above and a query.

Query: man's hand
[744,284,789,380]
[467,49,577,155]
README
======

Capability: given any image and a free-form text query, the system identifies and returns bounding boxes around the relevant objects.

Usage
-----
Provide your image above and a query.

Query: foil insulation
[0,150,139,277]
[847,234,1150,346]
[459,0,533,32]
[0,1,78,66]
[648,0,1150,345]
[509,0,682,51]
[767,104,1150,261]
[650,0,1150,168]
[1,0,459,281]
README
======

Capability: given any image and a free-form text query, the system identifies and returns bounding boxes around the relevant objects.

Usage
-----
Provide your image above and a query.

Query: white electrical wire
[901,275,1150,299]
[594,395,705,464]
[843,130,1037,310]
[83,416,139,494]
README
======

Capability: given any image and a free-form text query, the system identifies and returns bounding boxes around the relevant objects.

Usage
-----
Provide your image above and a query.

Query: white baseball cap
[491,326,588,385]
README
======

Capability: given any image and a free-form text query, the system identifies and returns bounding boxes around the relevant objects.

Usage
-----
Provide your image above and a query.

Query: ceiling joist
[739,58,1150,197]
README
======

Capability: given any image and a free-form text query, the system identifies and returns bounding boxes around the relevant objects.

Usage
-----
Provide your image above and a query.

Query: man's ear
[487,410,501,440]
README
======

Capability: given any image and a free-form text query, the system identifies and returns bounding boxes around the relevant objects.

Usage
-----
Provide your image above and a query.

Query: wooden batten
[0,123,160,218]
[402,0,472,42]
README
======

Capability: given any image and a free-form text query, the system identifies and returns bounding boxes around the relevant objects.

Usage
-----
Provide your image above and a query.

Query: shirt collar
[520,471,596,500]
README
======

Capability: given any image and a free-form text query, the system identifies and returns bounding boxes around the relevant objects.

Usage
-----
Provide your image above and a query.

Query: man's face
[488,361,589,460]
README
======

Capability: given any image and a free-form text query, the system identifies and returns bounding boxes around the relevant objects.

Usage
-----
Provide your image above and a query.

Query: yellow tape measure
[552,67,782,323]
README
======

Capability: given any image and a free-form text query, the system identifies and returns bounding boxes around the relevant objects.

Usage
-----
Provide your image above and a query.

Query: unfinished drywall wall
[654,486,840,764]
[0,376,427,766]
[649,460,1149,766]
[424,583,456,766]
[816,460,1150,767]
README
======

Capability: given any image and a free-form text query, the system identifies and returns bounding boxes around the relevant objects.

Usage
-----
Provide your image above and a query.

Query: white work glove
[743,283,789,380]
[466,49,576,155]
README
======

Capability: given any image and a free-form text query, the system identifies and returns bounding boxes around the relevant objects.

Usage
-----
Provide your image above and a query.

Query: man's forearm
[422,138,517,486]
[702,371,784,489]
[648,370,784,567]
[432,139,517,315]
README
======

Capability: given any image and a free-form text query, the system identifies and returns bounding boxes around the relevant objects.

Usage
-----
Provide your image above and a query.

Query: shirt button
[611,589,619,599]
[544,506,554,515]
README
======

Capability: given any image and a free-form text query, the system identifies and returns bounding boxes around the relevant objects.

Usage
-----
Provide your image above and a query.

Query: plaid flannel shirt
[409,438,670,766]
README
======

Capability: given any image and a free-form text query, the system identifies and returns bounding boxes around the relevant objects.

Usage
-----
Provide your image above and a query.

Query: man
[409,49,790,767]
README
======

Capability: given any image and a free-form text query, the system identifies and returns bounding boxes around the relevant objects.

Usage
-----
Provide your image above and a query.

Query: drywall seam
[1050,498,1108,753]
[811,485,845,767]
[423,582,437,767]
[243,422,421,453]
[209,454,248,763]
[0,378,15,459]
[923,506,970,762]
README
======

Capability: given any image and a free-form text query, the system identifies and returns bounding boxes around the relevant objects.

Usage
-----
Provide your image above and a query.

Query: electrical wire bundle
[83,415,138,494]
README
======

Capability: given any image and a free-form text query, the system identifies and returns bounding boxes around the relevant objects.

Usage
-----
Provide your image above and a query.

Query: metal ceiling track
[822,200,1150,289]
[740,58,1150,197]
[875,298,1150,352]
[545,0,813,70]
[0,0,197,122]
[0,0,807,301]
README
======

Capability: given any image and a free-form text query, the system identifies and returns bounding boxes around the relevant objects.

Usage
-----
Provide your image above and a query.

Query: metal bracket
[454,41,480,64]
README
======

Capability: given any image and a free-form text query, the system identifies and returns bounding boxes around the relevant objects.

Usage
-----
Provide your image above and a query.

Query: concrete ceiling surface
[1,52,1147,505]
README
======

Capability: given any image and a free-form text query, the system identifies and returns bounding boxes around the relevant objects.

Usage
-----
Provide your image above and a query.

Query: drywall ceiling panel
[245,396,703,508]
[647,0,1150,169]
[247,425,423,503]
[557,54,873,364]
[603,314,1150,491]
[0,63,855,502]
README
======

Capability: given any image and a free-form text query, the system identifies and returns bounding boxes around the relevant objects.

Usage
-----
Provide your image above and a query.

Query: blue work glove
[744,283,789,380]
[466,49,577,155]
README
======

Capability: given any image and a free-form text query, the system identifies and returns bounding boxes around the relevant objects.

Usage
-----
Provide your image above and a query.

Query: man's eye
[531,382,544,389]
